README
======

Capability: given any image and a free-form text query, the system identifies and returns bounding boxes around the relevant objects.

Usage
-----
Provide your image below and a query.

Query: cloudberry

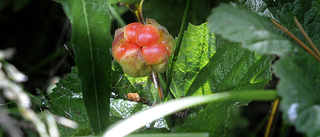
[112,19,175,77]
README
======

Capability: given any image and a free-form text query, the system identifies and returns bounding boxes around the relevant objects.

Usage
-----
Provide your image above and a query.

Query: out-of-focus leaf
[208,1,320,136]
[170,23,274,136]
[13,0,30,12]
[108,0,119,4]
[56,0,112,134]
[143,0,211,36]
[271,1,320,136]
[208,3,294,57]
[143,0,185,36]
[273,51,320,137]
[237,0,275,17]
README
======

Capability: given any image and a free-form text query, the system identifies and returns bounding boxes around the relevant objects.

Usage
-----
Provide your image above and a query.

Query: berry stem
[126,0,145,24]
[148,65,163,101]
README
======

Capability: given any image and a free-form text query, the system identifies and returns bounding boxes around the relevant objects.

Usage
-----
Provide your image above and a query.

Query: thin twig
[294,17,320,58]
[264,99,280,137]
[271,19,320,61]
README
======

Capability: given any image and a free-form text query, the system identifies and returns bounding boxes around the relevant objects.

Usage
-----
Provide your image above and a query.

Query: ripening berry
[141,43,167,65]
[136,24,160,47]
[112,18,175,77]
[124,22,143,45]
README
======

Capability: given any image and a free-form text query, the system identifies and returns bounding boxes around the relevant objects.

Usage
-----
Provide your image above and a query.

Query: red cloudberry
[112,19,175,77]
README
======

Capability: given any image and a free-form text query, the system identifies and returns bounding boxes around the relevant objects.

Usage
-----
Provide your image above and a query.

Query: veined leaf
[273,52,320,137]
[55,0,112,134]
[170,23,274,136]
[271,1,320,136]
[104,90,278,137]
[171,23,274,97]
[207,1,320,136]
[111,61,160,104]
[49,67,88,136]
[170,23,216,98]
[50,68,167,136]
[208,3,294,57]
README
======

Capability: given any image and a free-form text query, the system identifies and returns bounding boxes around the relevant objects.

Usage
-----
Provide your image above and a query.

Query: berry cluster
[112,19,175,77]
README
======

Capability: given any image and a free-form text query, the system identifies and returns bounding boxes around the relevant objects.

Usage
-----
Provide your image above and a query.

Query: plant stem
[103,90,278,137]
[163,0,191,101]
[126,0,145,24]
[264,99,280,137]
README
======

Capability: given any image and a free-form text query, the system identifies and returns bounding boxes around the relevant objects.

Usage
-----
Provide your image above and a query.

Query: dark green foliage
[49,67,88,136]
[55,0,113,134]
[170,22,273,136]
[208,1,320,136]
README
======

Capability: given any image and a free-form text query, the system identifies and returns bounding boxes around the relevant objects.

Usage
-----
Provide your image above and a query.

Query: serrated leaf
[271,1,320,136]
[50,68,167,135]
[171,23,274,97]
[104,90,278,137]
[56,0,112,134]
[110,99,169,132]
[170,23,215,98]
[49,67,88,136]
[273,52,320,137]
[208,3,294,57]
[111,61,160,104]
[170,23,274,136]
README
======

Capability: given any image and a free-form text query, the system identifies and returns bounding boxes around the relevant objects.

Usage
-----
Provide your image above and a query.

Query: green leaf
[13,0,30,12]
[50,68,167,135]
[170,22,215,98]
[110,99,169,132]
[273,51,320,137]
[270,1,320,136]
[103,90,278,137]
[169,23,274,136]
[125,133,209,137]
[49,67,89,136]
[111,61,160,104]
[56,0,112,134]
[207,3,294,57]
[171,23,274,98]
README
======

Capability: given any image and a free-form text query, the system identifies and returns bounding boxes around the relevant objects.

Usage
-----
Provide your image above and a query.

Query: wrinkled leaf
[50,68,168,136]
[171,23,274,97]
[170,23,274,136]
[111,61,160,104]
[104,90,278,137]
[110,99,169,132]
[208,1,320,136]
[125,133,209,137]
[208,3,294,57]
[56,0,112,134]
[273,52,320,137]
[49,67,88,136]
[271,1,320,136]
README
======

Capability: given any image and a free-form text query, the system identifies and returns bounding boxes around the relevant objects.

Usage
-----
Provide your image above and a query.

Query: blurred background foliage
[0,0,306,136]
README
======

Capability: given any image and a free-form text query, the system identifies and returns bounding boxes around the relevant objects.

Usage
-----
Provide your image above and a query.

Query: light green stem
[163,0,191,101]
